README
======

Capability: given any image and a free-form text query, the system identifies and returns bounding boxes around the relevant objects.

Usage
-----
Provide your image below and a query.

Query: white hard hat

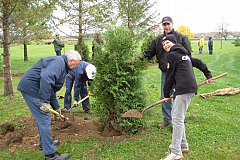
[86,64,96,80]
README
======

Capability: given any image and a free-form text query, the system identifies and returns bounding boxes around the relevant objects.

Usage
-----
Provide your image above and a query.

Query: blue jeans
[161,72,173,123]
[20,92,56,156]
[64,76,90,111]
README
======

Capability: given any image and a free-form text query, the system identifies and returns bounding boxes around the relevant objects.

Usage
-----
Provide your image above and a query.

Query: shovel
[49,108,69,121]
[122,72,228,118]
[68,95,90,111]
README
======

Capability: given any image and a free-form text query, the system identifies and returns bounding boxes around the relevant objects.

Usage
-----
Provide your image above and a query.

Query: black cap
[161,16,173,24]
[162,34,177,44]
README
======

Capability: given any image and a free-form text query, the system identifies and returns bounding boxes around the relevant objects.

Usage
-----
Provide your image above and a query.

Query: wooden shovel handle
[142,72,227,113]
[142,96,174,113]
[197,72,227,86]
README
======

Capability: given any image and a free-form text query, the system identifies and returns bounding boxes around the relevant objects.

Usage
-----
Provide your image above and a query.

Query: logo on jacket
[182,55,190,61]
[167,63,170,69]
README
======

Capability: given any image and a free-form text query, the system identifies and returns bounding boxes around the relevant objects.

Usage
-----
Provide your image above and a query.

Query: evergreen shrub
[92,26,147,133]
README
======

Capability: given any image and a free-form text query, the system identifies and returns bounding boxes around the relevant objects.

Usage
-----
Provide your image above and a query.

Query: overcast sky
[156,0,240,33]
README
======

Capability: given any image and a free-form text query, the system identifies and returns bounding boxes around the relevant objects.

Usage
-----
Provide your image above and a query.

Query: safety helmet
[86,64,96,80]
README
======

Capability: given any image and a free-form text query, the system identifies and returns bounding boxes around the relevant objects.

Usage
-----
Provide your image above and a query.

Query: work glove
[40,103,51,112]
[72,100,79,109]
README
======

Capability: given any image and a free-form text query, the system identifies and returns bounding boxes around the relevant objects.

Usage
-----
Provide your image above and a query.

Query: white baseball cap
[86,64,96,80]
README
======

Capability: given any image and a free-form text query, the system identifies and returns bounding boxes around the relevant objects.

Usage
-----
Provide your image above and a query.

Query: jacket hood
[170,44,188,55]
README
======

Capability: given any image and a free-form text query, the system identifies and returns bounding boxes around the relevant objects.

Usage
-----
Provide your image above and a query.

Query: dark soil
[0,111,125,152]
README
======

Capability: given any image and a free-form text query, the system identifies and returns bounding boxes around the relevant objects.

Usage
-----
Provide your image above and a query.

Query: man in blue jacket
[18,50,81,160]
[64,61,96,113]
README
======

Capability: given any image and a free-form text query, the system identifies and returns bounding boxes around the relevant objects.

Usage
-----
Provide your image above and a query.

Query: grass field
[0,40,240,160]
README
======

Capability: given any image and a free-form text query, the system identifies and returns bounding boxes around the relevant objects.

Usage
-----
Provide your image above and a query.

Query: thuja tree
[92,26,146,133]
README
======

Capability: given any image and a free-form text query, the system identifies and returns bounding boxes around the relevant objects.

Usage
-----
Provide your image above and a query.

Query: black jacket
[144,30,191,72]
[164,44,212,98]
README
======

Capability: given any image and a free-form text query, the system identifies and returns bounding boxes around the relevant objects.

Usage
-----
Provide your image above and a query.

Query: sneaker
[45,151,69,160]
[39,140,60,150]
[157,121,170,129]
[160,153,183,160]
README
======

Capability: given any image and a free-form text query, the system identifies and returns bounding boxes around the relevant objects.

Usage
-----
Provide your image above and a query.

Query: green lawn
[0,41,240,159]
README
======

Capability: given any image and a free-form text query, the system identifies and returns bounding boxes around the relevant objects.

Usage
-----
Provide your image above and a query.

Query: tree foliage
[115,0,160,38]
[177,25,194,39]
[92,26,146,133]
[0,0,55,96]
[53,0,114,54]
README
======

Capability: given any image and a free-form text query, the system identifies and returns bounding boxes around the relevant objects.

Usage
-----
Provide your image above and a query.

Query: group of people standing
[144,16,213,160]
[198,35,213,54]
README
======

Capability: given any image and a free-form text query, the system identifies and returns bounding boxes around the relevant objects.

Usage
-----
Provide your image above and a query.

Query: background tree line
[0,0,160,96]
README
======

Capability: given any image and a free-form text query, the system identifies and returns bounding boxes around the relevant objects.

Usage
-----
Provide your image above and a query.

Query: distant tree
[115,0,160,38]
[0,0,55,96]
[16,1,55,61]
[177,25,194,39]
[53,0,114,55]
[217,23,229,41]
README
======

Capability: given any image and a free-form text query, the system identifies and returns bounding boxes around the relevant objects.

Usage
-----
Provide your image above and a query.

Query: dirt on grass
[0,110,126,153]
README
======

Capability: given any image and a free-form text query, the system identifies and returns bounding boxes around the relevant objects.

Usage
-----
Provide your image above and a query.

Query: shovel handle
[142,72,227,114]
[49,108,66,119]
[142,96,174,113]
[77,95,90,104]
[197,72,227,86]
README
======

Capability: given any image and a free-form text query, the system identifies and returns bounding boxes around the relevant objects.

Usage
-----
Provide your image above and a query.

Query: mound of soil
[0,111,117,150]
[122,109,143,118]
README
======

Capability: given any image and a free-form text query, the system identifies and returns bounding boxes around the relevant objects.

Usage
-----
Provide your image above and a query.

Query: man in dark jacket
[18,50,81,160]
[160,35,212,160]
[53,33,64,56]
[144,16,192,128]
[64,61,96,113]
[208,37,213,55]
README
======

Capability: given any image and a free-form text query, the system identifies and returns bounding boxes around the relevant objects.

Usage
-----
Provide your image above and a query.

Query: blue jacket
[18,55,71,110]
[67,61,89,97]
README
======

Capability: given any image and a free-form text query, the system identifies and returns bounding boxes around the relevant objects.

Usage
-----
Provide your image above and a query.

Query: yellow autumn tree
[177,26,194,39]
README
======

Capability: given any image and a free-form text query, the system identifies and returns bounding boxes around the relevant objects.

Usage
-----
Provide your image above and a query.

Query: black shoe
[39,140,60,150]
[84,110,91,114]
[45,151,69,160]
[157,121,170,129]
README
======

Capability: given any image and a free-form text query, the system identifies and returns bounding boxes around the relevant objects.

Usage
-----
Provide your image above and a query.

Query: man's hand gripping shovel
[40,103,69,121]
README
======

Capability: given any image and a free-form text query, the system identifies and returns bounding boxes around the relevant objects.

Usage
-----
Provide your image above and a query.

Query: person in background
[53,33,65,56]
[198,35,204,54]
[208,37,213,55]
[64,61,96,113]
[18,50,81,160]
[144,16,192,129]
[92,33,104,59]
[160,35,212,160]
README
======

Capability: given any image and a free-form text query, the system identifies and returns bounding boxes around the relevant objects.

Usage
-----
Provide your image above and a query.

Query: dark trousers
[55,50,61,56]
[64,76,90,111]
